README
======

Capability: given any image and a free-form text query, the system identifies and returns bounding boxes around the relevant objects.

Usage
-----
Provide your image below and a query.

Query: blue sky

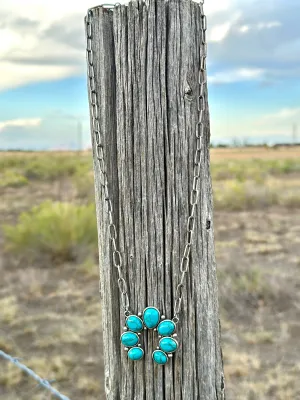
[0,0,299,149]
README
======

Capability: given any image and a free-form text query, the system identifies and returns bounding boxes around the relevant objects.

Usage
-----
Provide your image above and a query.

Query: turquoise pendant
[120,308,178,364]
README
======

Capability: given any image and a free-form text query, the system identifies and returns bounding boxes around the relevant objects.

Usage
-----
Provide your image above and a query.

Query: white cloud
[243,107,300,138]
[0,28,21,53]
[204,0,232,15]
[0,0,237,91]
[259,107,300,122]
[210,106,299,140]
[238,21,281,34]
[207,0,300,85]
[0,62,81,91]
[239,25,250,33]
[0,0,95,20]
[0,0,297,91]
[257,21,281,30]
[0,0,232,17]
[0,0,99,91]
[209,67,265,84]
[209,11,241,42]
[210,22,232,42]
[0,118,42,131]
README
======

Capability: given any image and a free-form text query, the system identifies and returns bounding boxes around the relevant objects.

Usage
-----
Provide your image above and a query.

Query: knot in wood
[184,84,193,100]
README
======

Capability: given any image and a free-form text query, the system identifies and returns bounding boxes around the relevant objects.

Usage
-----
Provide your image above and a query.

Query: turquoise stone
[120,331,139,347]
[152,350,168,365]
[159,337,178,353]
[143,307,160,329]
[157,320,176,336]
[128,347,144,361]
[126,315,143,332]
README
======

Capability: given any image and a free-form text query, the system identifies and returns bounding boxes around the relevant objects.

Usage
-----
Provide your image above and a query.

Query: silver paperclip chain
[173,0,207,324]
[85,5,130,315]
[85,1,207,322]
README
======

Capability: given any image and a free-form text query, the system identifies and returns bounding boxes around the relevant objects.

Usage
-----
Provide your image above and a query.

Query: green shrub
[214,180,279,211]
[72,163,95,200]
[218,264,274,319]
[3,200,98,263]
[0,156,27,172]
[211,158,300,182]
[23,157,79,181]
[0,170,29,188]
[0,153,93,181]
[233,268,264,294]
[280,192,300,208]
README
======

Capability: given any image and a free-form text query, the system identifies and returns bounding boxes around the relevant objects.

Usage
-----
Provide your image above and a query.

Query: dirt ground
[0,150,300,399]
[214,208,300,399]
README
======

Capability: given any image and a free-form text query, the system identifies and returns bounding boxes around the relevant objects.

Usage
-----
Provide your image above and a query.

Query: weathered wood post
[86,0,225,399]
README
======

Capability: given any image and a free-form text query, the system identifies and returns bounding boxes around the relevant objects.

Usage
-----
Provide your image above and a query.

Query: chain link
[173,1,207,323]
[85,1,207,322]
[85,6,129,314]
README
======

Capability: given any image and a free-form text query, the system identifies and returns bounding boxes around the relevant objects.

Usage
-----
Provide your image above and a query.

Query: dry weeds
[0,149,299,399]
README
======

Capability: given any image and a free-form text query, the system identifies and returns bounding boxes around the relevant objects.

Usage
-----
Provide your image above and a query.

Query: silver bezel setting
[127,346,145,361]
[120,331,139,348]
[125,315,144,333]
[142,306,161,329]
[157,319,176,336]
[158,337,179,354]
[152,349,168,365]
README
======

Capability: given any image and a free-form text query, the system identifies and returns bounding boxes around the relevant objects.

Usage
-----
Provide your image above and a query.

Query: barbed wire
[0,350,71,400]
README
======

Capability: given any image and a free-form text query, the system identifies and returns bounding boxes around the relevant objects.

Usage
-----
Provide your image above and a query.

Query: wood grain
[87,1,225,399]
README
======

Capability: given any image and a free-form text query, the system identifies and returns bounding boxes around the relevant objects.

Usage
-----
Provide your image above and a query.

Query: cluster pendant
[120,307,178,365]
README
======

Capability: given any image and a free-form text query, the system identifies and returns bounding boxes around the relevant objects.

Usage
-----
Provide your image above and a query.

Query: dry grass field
[0,146,299,400]
[211,146,300,161]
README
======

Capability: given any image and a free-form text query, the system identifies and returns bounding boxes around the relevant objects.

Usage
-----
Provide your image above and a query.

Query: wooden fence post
[87,1,225,399]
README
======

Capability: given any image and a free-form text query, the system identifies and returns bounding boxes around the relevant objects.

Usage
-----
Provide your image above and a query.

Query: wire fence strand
[0,350,71,400]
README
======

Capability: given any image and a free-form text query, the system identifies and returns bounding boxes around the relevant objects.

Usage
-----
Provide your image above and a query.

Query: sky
[0,0,299,150]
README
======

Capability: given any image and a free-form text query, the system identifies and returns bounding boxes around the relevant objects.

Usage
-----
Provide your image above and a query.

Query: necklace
[85,0,207,365]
